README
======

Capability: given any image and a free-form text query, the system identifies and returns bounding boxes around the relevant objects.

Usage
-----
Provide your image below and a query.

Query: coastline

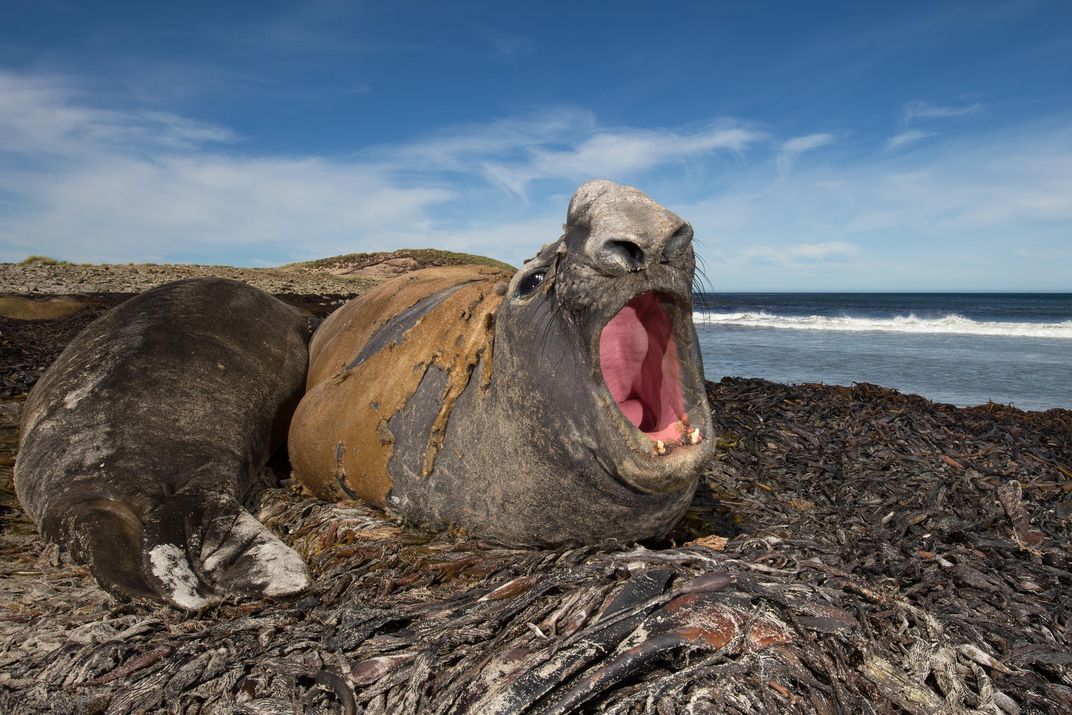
[695,291,1072,412]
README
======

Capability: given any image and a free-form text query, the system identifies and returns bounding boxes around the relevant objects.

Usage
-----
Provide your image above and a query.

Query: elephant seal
[289,179,715,545]
[15,179,715,607]
[15,278,313,609]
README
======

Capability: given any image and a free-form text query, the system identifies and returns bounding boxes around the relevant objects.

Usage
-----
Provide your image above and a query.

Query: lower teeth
[651,428,702,455]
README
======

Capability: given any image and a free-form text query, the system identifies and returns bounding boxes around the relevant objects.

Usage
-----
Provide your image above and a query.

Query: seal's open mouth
[599,292,702,453]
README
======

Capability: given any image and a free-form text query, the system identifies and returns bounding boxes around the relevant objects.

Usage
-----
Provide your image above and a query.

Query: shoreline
[5,287,1070,415]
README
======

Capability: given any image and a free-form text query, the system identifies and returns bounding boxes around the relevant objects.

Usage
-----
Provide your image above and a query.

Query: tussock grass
[18,255,70,266]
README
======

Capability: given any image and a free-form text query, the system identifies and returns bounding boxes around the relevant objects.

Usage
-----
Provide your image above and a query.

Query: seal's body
[16,180,715,607]
[15,278,312,608]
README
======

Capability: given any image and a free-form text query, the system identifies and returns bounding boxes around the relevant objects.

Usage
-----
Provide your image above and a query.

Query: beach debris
[996,479,1046,549]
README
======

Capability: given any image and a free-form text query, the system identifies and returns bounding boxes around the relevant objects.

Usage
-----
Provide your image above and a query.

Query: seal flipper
[64,499,156,602]
[196,505,311,600]
[140,491,310,610]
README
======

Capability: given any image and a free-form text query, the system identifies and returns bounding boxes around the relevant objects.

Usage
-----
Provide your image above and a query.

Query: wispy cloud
[776,133,835,174]
[741,241,859,264]
[886,129,935,150]
[902,100,982,123]
[885,99,982,151]
[0,72,237,158]
[482,122,763,196]
[373,110,597,172]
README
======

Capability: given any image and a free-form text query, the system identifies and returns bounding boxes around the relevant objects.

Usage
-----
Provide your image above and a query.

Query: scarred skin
[15,180,715,608]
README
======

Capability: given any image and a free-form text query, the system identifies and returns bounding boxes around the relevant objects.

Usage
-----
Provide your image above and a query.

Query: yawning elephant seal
[15,179,715,608]
[289,179,714,545]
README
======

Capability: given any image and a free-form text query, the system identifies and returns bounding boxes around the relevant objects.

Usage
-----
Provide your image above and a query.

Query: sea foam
[692,311,1072,339]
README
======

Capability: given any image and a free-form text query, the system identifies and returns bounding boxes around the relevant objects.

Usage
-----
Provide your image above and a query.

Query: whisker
[535,283,561,364]
[692,247,716,319]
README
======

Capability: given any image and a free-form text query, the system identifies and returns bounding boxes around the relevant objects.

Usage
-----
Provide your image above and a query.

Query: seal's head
[495,179,714,502]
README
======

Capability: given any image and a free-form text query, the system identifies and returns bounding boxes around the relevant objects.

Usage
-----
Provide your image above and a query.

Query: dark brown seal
[15,278,313,608]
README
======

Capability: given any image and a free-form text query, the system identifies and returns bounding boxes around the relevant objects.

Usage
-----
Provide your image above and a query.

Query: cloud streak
[886,129,934,150]
[0,72,237,160]
[885,99,982,151]
[902,100,982,123]
[482,122,763,196]
[776,133,836,174]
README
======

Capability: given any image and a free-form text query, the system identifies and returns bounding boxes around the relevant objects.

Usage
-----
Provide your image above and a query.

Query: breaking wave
[692,311,1072,339]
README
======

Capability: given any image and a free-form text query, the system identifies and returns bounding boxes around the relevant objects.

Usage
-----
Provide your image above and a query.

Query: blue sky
[1,1,1070,291]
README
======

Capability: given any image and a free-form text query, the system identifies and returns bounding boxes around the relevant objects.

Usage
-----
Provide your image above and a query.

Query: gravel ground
[0,249,512,296]
[0,261,372,296]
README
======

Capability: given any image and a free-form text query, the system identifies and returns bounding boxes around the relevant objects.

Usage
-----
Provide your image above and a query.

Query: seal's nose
[599,238,646,272]
[591,222,694,273]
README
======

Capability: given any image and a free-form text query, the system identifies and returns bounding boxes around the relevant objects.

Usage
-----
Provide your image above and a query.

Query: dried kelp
[0,293,132,397]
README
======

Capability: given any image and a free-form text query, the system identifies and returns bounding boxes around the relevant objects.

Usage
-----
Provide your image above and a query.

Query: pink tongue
[619,398,644,427]
[599,294,684,440]
[600,305,650,406]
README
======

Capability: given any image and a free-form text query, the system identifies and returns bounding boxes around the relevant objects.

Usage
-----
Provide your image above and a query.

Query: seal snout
[587,221,694,274]
[569,179,694,276]
[599,292,703,454]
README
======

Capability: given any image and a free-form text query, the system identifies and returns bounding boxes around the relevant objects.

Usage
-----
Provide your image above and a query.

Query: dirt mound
[285,249,515,277]
[0,248,511,297]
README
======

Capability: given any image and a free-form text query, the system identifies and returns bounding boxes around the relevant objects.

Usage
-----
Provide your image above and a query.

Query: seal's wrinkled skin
[15,180,715,607]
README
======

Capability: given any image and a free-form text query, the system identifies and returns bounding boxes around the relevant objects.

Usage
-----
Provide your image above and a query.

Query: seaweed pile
[0,294,132,397]
[0,308,1069,713]
[0,293,348,397]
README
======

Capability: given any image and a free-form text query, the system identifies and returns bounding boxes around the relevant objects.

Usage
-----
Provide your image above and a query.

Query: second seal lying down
[15,180,716,608]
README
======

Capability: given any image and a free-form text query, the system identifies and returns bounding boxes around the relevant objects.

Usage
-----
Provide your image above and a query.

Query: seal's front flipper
[141,492,310,610]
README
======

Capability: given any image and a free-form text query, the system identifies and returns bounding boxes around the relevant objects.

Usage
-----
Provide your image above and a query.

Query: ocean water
[693,294,1072,412]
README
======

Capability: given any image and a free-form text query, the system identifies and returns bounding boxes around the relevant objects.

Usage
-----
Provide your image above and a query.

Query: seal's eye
[515,270,547,298]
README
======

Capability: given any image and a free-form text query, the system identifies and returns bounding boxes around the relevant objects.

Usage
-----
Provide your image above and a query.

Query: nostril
[606,239,645,271]
[660,224,694,263]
